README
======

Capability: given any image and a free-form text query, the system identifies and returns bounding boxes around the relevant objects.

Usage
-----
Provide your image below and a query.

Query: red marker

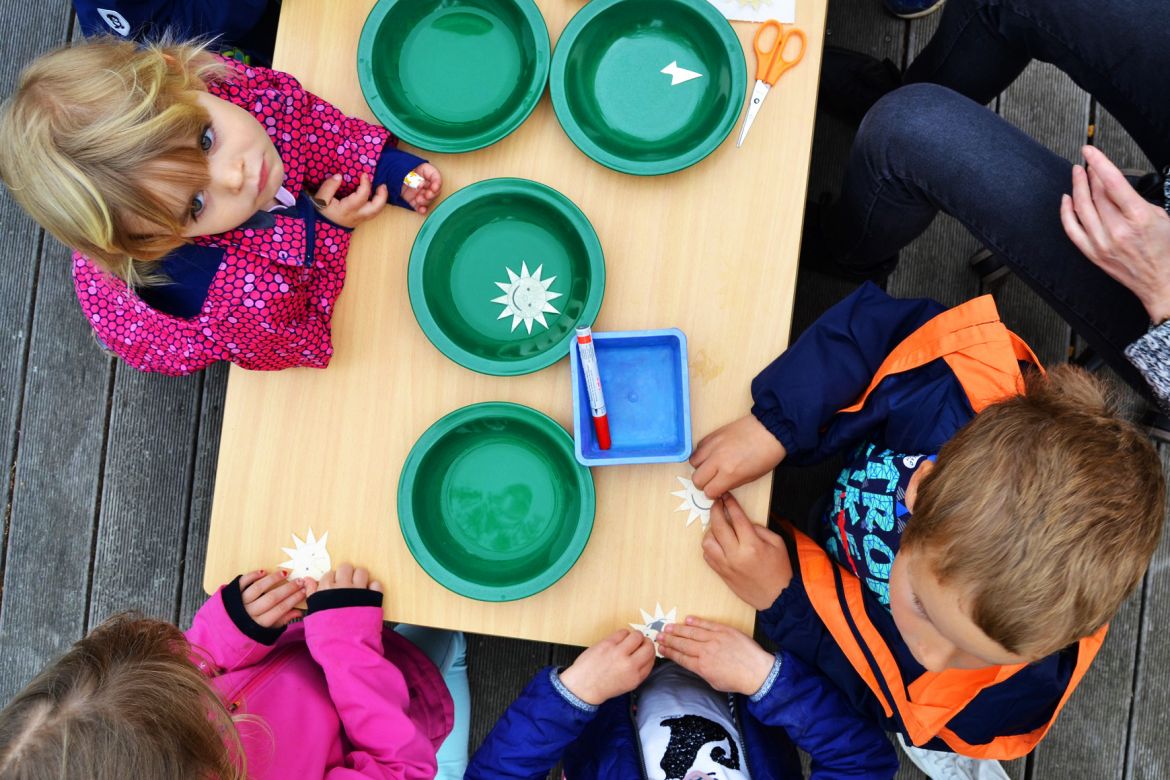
[576,326,611,450]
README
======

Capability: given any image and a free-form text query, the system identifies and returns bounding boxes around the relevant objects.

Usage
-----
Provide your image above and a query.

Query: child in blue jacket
[687,282,1164,767]
[467,621,898,779]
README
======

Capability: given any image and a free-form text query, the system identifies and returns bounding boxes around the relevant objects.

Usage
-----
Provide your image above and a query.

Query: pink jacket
[73,58,392,375]
[186,582,454,779]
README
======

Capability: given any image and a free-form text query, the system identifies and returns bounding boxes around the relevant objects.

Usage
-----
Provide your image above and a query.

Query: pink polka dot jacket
[72,57,412,376]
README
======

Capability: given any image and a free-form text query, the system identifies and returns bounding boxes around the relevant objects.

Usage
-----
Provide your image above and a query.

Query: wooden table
[205,0,826,646]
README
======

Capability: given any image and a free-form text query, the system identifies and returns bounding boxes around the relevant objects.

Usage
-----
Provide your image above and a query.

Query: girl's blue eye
[199,125,215,153]
[190,192,205,220]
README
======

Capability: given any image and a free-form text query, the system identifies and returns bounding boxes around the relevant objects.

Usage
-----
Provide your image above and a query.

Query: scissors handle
[753,21,807,86]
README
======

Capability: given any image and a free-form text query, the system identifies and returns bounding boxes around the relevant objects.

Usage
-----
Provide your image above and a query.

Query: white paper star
[279,528,331,580]
[660,61,704,86]
[672,476,714,528]
[491,262,563,334]
[630,603,678,657]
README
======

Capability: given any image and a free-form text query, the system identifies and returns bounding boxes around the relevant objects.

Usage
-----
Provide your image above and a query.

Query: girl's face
[179,91,284,238]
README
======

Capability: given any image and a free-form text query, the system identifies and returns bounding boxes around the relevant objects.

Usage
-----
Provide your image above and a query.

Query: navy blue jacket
[752,283,1078,750]
[74,0,281,63]
[466,655,898,780]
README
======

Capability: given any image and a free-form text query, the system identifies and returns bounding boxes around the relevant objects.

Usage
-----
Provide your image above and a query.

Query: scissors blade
[736,80,772,148]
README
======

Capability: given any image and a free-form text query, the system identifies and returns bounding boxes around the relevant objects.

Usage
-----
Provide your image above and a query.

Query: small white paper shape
[631,603,678,657]
[403,170,425,189]
[491,262,563,334]
[661,61,704,86]
[279,528,331,580]
[672,476,714,528]
[706,0,796,23]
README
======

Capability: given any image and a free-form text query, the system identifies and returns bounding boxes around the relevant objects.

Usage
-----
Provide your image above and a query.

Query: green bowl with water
[550,0,747,175]
[357,0,551,152]
[408,178,605,376]
[398,402,596,602]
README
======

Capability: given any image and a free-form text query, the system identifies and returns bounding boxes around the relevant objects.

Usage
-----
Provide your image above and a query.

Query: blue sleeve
[748,652,898,780]
[73,1,279,62]
[466,667,599,780]
[750,282,944,464]
[373,146,427,211]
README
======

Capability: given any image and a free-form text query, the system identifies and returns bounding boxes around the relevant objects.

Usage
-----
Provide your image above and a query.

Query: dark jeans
[827,0,1170,394]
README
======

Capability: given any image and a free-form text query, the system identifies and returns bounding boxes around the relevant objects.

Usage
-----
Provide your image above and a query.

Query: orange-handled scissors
[736,21,807,147]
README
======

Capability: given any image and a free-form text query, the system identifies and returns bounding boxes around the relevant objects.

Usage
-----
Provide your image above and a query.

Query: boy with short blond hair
[685,282,1165,763]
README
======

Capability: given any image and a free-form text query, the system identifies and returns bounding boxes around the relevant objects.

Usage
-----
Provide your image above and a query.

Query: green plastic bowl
[550,0,747,175]
[398,402,596,601]
[408,178,605,375]
[357,0,551,153]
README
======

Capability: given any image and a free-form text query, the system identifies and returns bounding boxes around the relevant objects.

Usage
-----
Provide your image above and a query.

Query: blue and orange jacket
[466,654,898,779]
[753,283,1103,759]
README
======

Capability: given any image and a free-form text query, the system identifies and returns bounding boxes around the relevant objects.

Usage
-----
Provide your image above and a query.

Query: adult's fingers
[1060,194,1095,260]
[1084,145,1149,218]
[1071,165,1107,249]
[1087,164,1126,229]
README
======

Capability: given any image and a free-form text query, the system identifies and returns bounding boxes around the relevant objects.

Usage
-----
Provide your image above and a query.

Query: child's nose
[212,155,246,193]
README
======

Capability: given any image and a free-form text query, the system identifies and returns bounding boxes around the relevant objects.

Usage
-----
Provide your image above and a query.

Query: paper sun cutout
[661,61,704,86]
[491,262,563,334]
[279,528,331,580]
[672,477,714,528]
[735,0,772,8]
[631,603,678,657]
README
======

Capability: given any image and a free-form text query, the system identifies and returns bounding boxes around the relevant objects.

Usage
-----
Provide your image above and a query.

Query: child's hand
[313,172,390,228]
[303,562,384,597]
[691,414,787,499]
[658,617,776,696]
[401,163,442,216]
[702,495,792,610]
[239,569,308,628]
[558,628,656,705]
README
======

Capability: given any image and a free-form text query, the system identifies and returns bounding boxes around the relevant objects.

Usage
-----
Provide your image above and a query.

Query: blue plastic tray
[569,328,692,466]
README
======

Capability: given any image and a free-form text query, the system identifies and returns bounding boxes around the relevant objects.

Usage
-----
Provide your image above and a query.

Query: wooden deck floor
[1,2,1167,778]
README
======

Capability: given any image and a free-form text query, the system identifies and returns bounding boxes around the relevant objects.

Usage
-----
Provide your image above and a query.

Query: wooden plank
[466,634,550,752]
[1124,445,1170,780]
[86,368,203,625]
[179,363,228,627]
[0,240,112,702]
[0,1,75,607]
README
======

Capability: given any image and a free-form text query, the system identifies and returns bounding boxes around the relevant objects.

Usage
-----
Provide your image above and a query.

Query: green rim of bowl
[550,0,747,175]
[357,0,551,153]
[408,178,606,376]
[397,402,596,602]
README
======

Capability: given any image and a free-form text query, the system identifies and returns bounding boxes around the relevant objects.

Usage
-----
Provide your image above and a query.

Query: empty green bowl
[550,0,747,175]
[398,402,596,601]
[357,0,551,152]
[408,178,605,375]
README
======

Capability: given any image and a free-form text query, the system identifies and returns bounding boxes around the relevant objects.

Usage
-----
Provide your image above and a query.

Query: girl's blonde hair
[0,37,226,286]
[0,613,246,779]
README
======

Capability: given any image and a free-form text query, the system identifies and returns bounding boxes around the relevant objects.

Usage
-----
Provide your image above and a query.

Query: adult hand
[401,163,442,216]
[690,414,787,499]
[1060,145,1170,323]
[658,617,776,696]
[702,495,792,610]
[303,562,384,597]
[239,569,307,628]
[558,628,656,706]
[313,172,390,229]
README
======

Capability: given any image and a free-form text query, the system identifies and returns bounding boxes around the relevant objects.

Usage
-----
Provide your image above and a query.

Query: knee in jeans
[858,84,977,166]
